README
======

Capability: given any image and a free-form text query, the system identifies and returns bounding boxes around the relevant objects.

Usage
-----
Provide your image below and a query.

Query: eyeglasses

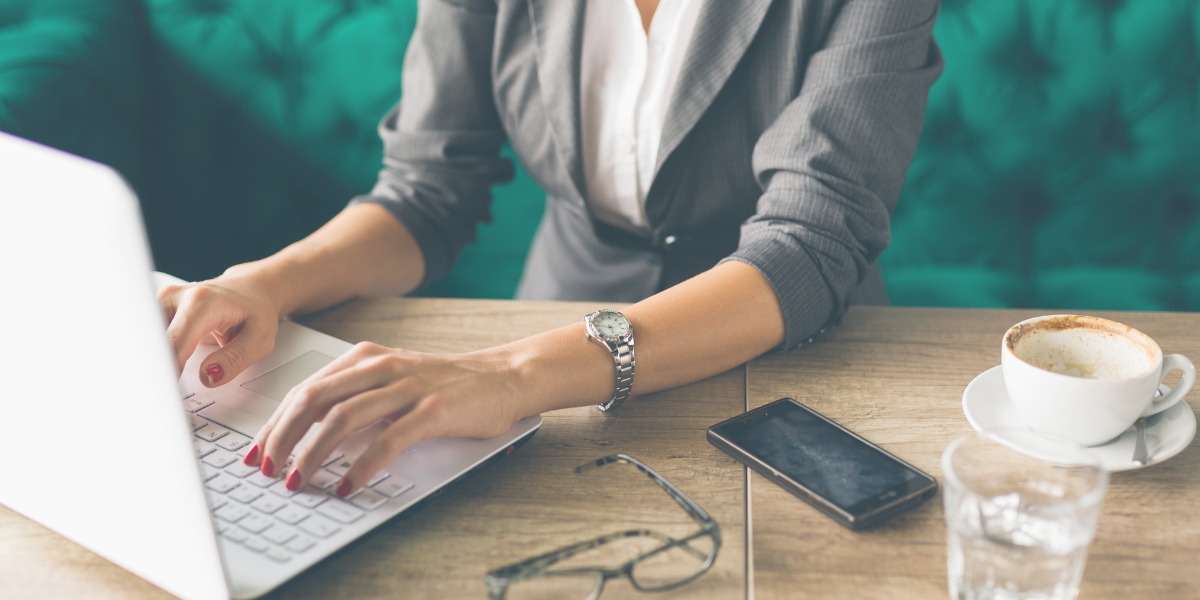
[485,454,721,600]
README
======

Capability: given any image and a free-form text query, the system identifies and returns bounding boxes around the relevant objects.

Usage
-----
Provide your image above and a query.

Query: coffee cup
[1001,315,1195,447]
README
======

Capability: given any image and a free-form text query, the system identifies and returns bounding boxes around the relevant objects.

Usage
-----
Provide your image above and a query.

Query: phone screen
[716,400,929,514]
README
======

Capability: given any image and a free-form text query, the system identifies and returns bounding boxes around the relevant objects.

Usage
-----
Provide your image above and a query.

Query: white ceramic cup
[1001,315,1195,447]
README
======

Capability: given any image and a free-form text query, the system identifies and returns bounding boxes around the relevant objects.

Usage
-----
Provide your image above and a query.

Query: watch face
[592,311,631,340]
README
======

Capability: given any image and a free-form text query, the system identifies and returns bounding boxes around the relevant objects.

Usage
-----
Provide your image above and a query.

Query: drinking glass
[942,432,1108,600]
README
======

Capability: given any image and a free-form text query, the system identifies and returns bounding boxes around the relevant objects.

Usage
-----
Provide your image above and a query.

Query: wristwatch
[582,309,636,411]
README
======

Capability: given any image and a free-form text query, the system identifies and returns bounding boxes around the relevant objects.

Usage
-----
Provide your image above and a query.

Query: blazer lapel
[655,0,774,178]
[527,0,587,203]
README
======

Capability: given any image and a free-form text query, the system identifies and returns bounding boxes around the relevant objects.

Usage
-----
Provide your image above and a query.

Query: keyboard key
[202,449,238,469]
[190,415,209,431]
[200,464,222,481]
[350,489,387,511]
[222,527,248,543]
[225,462,259,479]
[251,495,286,514]
[196,424,231,443]
[206,491,228,511]
[184,395,214,413]
[308,470,339,491]
[316,500,365,524]
[193,440,216,459]
[367,471,391,487]
[268,480,299,498]
[243,536,269,553]
[238,512,273,534]
[229,485,263,504]
[264,546,292,563]
[262,525,296,545]
[291,491,329,509]
[205,474,241,494]
[320,453,344,468]
[275,504,310,525]
[298,516,340,538]
[215,503,250,523]
[285,536,315,553]
[374,477,415,498]
[325,459,354,477]
[245,472,278,488]
[217,433,252,453]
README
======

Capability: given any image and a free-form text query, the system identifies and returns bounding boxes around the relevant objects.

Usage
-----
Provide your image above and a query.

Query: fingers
[285,381,420,490]
[335,406,441,497]
[241,348,370,468]
[165,286,238,373]
[255,349,399,476]
[198,317,276,387]
[158,284,181,327]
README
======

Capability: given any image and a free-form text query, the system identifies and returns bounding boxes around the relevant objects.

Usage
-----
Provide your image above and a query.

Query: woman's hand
[242,342,525,496]
[158,271,283,387]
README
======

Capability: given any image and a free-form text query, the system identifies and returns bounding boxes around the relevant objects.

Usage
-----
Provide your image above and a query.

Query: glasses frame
[485,454,722,600]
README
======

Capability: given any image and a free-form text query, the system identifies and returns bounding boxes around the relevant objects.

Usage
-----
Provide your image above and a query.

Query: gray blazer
[352,0,942,350]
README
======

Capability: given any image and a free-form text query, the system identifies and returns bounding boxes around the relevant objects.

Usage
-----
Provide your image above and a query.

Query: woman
[160,0,941,497]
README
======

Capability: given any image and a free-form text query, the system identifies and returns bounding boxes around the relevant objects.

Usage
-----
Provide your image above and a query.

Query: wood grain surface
[746,306,1200,600]
[0,298,746,600]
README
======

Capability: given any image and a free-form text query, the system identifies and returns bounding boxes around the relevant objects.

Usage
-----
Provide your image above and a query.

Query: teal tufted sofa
[2,0,1198,310]
[884,0,1200,311]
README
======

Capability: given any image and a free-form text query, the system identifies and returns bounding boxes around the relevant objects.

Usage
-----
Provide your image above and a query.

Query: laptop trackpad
[198,351,336,437]
[240,350,336,401]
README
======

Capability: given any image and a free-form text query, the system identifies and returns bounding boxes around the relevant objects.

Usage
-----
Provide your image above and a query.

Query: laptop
[0,131,542,600]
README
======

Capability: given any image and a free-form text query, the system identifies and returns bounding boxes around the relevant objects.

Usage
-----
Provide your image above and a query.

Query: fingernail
[286,469,302,491]
[336,478,353,497]
[262,455,275,477]
[243,444,259,465]
[205,363,224,385]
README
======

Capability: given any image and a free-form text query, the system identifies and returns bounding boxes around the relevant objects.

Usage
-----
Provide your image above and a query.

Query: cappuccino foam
[1009,321,1156,381]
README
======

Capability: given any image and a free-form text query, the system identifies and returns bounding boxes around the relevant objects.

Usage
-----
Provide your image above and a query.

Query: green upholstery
[1,0,542,298]
[885,0,1200,310]
[0,0,144,188]
[2,0,1198,310]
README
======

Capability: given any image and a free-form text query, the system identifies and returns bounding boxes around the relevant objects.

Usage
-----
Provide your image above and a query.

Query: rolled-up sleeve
[348,0,513,285]
[721,0,943,351]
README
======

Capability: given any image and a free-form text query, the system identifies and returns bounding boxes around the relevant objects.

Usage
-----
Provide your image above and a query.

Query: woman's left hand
[241,341,526,496]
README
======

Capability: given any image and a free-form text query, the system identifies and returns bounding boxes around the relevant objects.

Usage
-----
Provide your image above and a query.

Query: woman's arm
[246,257,782,496]
[159,203,424,384]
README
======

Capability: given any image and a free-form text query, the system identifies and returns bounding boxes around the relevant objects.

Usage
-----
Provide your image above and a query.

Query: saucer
[962,366,1196,472]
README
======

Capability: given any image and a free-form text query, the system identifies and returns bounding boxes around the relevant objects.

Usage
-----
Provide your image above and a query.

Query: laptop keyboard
[190,413,414,564]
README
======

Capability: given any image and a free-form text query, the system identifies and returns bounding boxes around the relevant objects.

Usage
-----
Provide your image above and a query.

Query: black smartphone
[708,398,937,530]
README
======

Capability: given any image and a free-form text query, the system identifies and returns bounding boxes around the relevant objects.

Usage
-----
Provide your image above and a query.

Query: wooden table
[2,300,1197,599]
[747,307,1200,599]
[0,298,747,600]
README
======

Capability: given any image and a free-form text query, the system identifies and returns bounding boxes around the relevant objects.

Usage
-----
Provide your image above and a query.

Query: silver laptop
[0,131,542,600]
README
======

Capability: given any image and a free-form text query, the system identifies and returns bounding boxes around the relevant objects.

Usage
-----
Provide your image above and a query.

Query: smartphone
[708,398,938,530]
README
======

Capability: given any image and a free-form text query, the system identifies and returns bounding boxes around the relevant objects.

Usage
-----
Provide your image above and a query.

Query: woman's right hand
[158,271,282,388]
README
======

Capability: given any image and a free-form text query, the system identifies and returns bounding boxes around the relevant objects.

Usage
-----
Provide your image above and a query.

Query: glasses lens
[629,533,716,590]
[504,573,602,600]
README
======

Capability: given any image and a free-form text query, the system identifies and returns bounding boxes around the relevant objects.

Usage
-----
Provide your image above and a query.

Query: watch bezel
[587,310,632,343]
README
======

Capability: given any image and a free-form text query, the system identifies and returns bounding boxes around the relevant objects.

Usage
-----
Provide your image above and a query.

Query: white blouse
[580,0,703,232]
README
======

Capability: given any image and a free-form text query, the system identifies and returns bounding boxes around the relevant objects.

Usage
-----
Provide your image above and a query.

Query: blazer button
[663,235,677,246]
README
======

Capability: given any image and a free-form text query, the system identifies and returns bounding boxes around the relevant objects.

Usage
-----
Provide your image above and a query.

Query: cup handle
[1143,354,1195,417]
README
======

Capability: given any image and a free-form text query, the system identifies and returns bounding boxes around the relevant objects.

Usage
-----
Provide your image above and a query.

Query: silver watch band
[600,339,635,412]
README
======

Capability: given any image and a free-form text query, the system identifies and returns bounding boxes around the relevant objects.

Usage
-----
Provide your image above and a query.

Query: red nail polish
[205,363,224,385]
[286,469,302,491]
[243,444,259,465]
[336,479,352,497]
[262,455,275,477]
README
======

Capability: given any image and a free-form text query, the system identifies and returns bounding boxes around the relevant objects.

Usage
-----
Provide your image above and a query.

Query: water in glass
[942,434,1106,600]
